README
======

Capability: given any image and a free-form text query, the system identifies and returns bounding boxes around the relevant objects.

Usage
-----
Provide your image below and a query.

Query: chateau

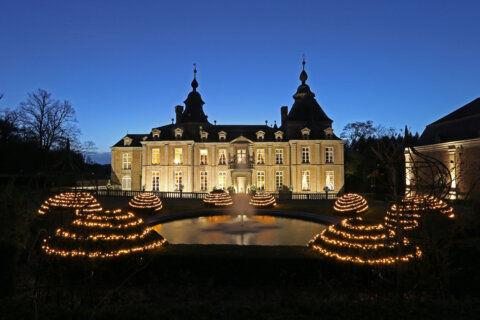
[111,61,345,193]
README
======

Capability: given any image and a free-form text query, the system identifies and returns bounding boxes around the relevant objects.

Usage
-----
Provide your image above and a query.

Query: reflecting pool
[153,215,326,246]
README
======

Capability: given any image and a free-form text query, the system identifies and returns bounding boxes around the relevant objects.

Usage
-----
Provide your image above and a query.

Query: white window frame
[174,171,183,191]
[174,147,183,164]
[275,171,284,190]
[302,147,310,164]
[218,171,227,189]
[237,149,247,164]
[257,171,265,190]
[200,171,208,191]
[122,175,131,190]
[256,149,265,164]
[200,149,208,165]
[325,170,334,191]
[152,171,160,191]
[122,153,132,170]
[301,170,310,191]
[218,149,227,165]
[325,147,334,164]
[152,148,160,165]
[275,149,283,165]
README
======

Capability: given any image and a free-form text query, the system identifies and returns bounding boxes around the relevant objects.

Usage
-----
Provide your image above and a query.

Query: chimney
[281,106,288,126]
[175,105,184,124]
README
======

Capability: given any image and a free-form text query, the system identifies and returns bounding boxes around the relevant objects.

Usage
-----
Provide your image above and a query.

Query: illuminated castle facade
[111,61,345,193]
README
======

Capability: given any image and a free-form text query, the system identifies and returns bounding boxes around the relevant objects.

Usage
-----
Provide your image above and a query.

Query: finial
[214,120,217,125]
[265,120,268,126]
[299,55,308,84]
[171,118,174,124]
[191,63,198,91]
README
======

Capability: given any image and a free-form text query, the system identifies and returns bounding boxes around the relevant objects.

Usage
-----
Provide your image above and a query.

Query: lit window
[219,149,227,165]
[325,170,334,191]
[275,171,284,190]
[200,149,208,165]
[152,148,160,164]
[200,171,208,191]
[325,147,334,163]
[256,149,265,164]
[122,175,131,190]
[257,171,265,190]
[152,171,160,191]
[237,149,246,164]
[302,147,310,164]
[301,170,310,191]
[275,149,283,164]
[122,153,132,170]
[218,171,227,189]
[175,171,183,191]
[174,148,183,164]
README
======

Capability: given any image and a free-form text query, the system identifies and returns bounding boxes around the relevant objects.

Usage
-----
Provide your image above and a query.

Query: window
[219,149,227,165]
[325,147,334,163]
[200,171,208,191]
[325,170,334,191]
[301,170,310,191]
[122,153,132,170]
[275,149,283,164]
[218,131,226,141]
[122,175,131,190]
[256,149,265,164]
[301,128,311,140]
[200,149,208,165]
[237,149,246,164]
[175,171,183,191]
[218,171,227,189]
[257,171,265,190]
[302,147,310,164]
[152,171,160,191]
[256,130,265,141]
[275,171,284,189]
[152,148,160,164]
[274,131,283,141]
[174,148,183,164]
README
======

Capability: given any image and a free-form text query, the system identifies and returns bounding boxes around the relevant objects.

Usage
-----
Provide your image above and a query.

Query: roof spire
[191,63,198,91]
[300,54,308,84]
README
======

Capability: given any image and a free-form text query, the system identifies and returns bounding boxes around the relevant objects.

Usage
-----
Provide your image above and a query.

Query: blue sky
[1,0,479,161]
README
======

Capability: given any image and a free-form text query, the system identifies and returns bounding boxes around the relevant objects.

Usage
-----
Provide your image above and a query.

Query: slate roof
[112,62,340,148]
[112,123,340,147]
[417,97,480,146]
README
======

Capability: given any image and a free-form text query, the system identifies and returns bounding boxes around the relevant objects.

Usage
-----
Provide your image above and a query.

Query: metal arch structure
[404,146,452,200]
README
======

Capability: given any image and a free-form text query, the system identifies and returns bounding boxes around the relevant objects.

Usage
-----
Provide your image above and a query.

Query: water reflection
[153,215,326,246]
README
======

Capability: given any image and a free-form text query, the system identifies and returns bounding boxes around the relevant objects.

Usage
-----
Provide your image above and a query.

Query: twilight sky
[1,0,479,161]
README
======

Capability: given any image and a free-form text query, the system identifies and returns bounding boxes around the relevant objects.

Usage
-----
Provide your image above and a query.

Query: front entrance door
[237,176,247,193]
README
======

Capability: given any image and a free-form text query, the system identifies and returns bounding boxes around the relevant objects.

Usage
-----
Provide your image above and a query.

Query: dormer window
[324,127,334,140]
[218,131,227,142]
[174,128,183,140]
[201,131,209,142]
[274,130,284,142]
[256,130,265,141]
[142,136,148,141]
[123,136,132,146]
[151,129,161,139]
[301,127,311,140]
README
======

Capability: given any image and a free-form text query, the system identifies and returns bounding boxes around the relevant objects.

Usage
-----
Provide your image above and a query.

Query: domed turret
[178,64,210,124]
[285,58,332,126]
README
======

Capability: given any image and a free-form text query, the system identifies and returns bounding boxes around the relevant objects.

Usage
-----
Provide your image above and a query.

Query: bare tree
[18,89,79,151]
